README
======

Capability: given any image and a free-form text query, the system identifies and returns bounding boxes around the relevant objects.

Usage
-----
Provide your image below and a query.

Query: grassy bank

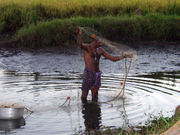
[14,14,180,48]
[0,0,180,47]
[0,0,180,33]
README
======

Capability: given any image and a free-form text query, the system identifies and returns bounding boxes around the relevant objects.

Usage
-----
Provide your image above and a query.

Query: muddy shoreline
[0,43,179,74]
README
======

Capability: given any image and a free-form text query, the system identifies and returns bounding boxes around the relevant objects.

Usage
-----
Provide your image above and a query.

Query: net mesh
[80,27,137,58]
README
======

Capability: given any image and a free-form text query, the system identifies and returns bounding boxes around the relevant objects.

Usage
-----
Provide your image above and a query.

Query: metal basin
[0,107,24,120]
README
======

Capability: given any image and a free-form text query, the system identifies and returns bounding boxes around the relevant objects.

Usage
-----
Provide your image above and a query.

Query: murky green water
[0,71,179,135]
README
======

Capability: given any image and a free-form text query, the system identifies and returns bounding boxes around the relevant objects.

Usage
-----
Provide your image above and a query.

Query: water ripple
[0,71,179,134]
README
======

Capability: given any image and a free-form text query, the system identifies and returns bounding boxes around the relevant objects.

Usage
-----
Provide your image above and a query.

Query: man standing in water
[77,27,133,102]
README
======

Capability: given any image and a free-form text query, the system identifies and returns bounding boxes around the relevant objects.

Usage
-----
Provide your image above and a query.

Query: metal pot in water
[0,107,24,120]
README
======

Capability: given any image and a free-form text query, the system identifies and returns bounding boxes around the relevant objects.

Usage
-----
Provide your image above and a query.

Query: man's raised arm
[77,27,88,51]
[101,48,133,61]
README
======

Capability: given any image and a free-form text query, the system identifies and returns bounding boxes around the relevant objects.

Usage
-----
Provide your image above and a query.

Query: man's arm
[101,48,133,61]
[77,27,88,51]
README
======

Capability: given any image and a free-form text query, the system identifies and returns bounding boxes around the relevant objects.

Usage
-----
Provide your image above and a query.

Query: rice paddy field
[1,0,180,17]
[0,0,180,47]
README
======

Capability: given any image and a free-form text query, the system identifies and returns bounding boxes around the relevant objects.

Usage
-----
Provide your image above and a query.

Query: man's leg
[81,67,91,103]
[81,90,89,103]
[91,87,99,102]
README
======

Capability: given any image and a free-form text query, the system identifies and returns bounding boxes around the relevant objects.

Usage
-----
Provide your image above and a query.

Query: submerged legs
[91,87,99,102]
[81,90,88,103]
[81,87,99,102]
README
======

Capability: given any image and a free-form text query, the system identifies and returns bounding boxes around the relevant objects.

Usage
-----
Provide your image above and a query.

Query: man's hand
[123,53,134,58]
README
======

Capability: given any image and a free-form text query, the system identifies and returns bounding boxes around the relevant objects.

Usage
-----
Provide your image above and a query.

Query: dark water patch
[0,44,180,75]
[175,63,180,67]
[140,62,150,65]
[127,79,180,94]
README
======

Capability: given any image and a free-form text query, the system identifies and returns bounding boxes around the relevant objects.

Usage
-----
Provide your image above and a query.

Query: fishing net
[78,27,138,101]
[80,27,137,57]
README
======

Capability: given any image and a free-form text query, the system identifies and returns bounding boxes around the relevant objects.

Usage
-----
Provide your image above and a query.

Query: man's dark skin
[77,27,133,102]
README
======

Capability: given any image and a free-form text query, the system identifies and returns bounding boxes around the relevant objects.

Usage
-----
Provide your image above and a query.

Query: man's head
[92,40,102,48]
[91,34,102,48]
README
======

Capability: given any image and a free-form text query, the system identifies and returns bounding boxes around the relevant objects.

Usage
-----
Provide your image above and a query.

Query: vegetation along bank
[0,0,180,48]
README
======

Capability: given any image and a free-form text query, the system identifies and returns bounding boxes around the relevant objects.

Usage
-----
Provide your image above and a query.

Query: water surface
[0,45,180,134]
[0,71,179,135]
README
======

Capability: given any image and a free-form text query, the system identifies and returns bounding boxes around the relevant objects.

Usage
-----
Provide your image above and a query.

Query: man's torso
[83,46,103,72]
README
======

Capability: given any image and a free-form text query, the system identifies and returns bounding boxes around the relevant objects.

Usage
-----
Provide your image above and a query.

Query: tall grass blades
[0,0,180,19]
[14,14,180,48]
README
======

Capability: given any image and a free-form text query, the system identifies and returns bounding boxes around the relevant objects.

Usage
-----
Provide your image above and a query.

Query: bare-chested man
[77,27,133,102]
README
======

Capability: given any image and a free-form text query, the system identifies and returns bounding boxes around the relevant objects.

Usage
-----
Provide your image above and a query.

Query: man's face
[94,40,102,48]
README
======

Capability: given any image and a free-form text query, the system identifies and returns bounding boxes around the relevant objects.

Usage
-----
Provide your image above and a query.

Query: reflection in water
[82,102,102,132]
[0,118,25,134]
[117,98,129,129]
[121,98,130,129]
[136,71,180,86]
[34,72,40,81]
[81,98,130,132]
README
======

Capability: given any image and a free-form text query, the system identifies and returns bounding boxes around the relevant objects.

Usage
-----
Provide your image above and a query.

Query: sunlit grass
[0,0,180,18]
[0,0,179,32]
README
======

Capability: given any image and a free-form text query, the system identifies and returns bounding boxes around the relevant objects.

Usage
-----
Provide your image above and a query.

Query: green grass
[14,14,180,48]
[0,0,180,33]
[0,0,180,47]
[1,0,180,17]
